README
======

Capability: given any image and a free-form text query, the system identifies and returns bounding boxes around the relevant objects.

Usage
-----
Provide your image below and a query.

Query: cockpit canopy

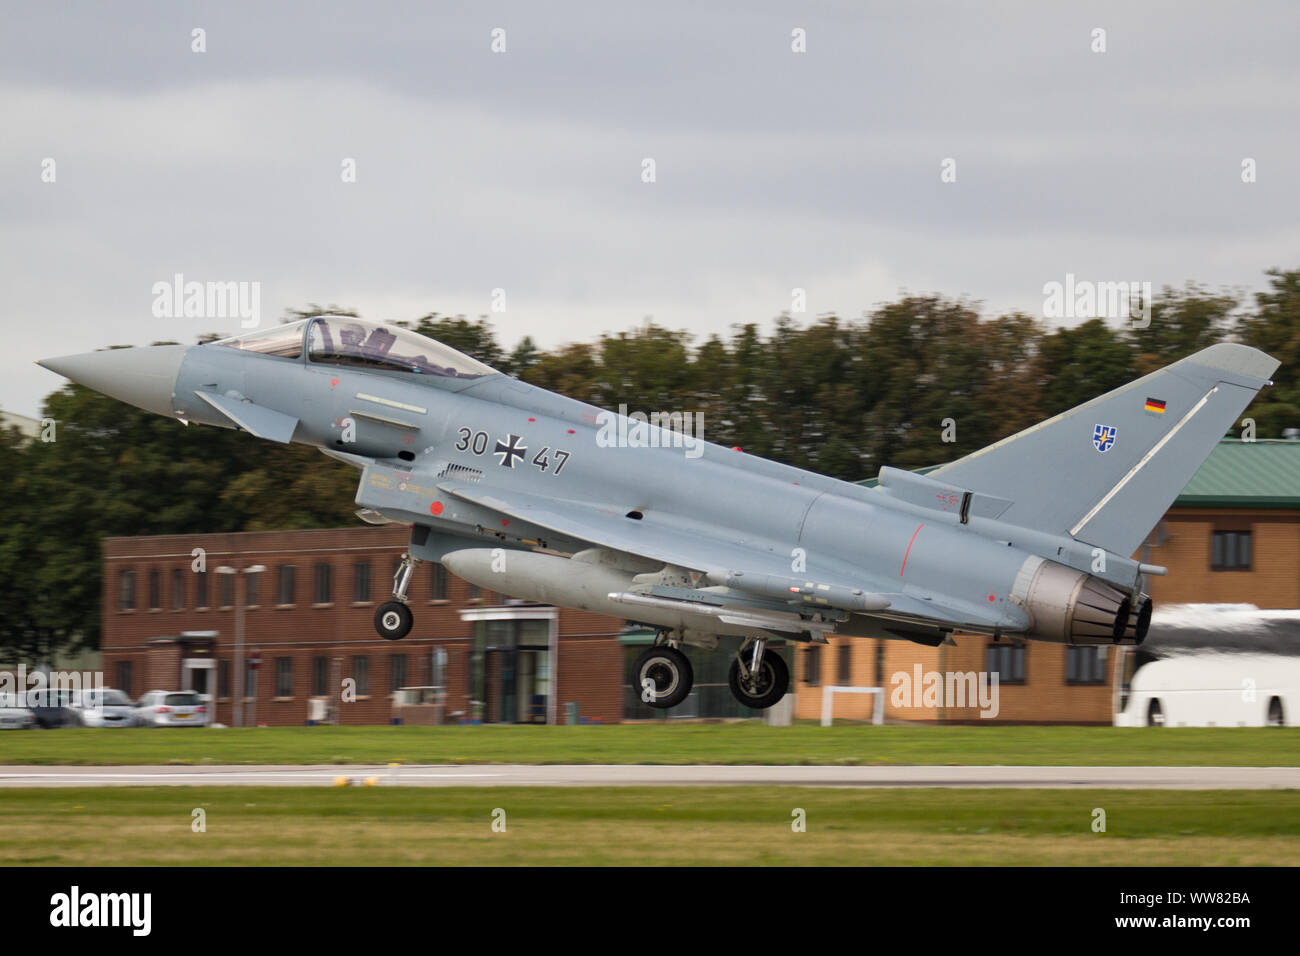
[212,317,497,379]
[213,318,311,358]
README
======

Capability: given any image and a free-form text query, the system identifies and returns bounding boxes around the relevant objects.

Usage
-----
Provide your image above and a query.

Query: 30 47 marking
[455,427,571,475]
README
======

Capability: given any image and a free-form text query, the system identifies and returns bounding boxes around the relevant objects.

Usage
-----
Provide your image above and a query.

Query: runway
[0,764,1296,789]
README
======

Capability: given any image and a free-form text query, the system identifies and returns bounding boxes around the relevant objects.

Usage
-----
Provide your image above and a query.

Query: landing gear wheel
[1267,697,1285,726]
[1146,698,1164,727]
[634,645,693,709]
[728,650,789,710]
[374,601,413,640]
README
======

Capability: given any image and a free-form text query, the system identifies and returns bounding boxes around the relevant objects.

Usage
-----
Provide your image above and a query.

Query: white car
[70,688,139,728]
[0,695,35,730]
[134,690,208,727]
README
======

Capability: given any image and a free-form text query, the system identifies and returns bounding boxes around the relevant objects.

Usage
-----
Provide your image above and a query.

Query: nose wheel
[373,552,420,640]
[375,602,413,640]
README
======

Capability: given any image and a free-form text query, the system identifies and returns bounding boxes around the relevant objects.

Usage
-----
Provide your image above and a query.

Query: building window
[278,565,296,605]
[390,654,408,694]
[218,571,234,608]
[244,662,257,700]
[116,660,133,696]
[218,660,230,698]
[1211,530,1252,571]
[315,563,333,604]
[195,570,208,608]
[353,656,370,696]
[804,645,821,686]
[246,569,261,607]
[1066,646,1108,685]
[275,657,293,698]
[467,582,481,602]
[170,569,184,610]
[430,563,447,601]
[354,561,372,603]
[985,643,1026,685]
[312,657,328,697]
[148,569,161,609]
[119,570,136,611]
[837,642,852,685]
[873,641,885,687]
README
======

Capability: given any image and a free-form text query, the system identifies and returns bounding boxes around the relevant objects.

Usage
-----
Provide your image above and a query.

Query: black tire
[1267,697,1285,727]
[1146,698,1164,727]
[728,650,790,710]
[633,645,693,709]
[374,601,413,640]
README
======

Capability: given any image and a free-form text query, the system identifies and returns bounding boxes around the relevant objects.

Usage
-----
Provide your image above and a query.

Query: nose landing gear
[374,553,419,640]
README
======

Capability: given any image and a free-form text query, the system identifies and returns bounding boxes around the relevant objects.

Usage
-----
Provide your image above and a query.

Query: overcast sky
[3,1,1298,416]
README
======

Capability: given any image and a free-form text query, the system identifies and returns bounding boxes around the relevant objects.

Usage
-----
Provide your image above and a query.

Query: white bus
[1116,652,1297,727]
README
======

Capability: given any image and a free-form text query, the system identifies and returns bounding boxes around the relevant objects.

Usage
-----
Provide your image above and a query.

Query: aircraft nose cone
[38,344,189,417]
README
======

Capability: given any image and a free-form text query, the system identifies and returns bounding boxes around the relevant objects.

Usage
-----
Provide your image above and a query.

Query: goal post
[820,685,884,726]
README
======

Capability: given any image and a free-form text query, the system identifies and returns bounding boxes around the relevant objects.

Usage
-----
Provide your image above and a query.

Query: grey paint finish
[38,345,189,418]
[38,319,1279,653]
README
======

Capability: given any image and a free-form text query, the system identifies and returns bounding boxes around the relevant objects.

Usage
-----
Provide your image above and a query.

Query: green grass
[2,724,1297,766]
[2,786,1296,865]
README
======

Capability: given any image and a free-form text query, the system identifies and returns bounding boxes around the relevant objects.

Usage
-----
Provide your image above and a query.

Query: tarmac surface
[0,764,1297,788]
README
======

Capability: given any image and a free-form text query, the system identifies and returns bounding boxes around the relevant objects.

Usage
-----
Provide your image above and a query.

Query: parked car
[25,688,78,728]
[0,694,36,730]
[134,690,207,727]
[69,688,138,728]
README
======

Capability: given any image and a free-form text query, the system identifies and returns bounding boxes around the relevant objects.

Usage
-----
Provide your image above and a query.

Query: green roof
[1172,439,1300,508]
[856,440,1300,508]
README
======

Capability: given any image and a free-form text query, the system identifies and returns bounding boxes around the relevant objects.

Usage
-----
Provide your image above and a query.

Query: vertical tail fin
[930,343,1279,555]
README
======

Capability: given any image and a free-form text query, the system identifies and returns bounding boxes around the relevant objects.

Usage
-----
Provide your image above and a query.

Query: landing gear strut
[633,635,694,709]
[374,553,419,640]
[727,637,789,710]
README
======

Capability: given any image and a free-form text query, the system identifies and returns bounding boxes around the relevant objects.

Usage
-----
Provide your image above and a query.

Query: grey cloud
[3,1,1298,415]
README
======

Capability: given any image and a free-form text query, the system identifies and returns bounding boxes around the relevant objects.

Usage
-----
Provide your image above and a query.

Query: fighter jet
[38,317,1279,710]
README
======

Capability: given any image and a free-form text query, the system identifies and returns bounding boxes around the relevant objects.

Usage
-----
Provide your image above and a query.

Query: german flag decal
[1144,397,1167,415]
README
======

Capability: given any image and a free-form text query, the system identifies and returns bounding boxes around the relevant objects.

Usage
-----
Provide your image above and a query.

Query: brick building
[101,526,628,726]
[1139,441,1300,608]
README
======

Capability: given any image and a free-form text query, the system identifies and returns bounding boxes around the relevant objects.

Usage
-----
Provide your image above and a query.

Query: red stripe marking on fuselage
[900,523,924,576]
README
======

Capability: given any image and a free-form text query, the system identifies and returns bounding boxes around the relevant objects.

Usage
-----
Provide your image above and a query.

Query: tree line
[4,268,1297,657]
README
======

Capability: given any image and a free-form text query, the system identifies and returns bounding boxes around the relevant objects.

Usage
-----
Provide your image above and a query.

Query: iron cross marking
[493,434,527,468]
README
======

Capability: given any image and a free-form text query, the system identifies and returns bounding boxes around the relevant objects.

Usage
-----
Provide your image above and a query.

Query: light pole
[217,564,265,728]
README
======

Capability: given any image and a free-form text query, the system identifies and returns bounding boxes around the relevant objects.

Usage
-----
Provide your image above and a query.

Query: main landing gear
[374,553,419,640]
[634,634,791,711]
[633,637,694,709]
[728,637,789,711]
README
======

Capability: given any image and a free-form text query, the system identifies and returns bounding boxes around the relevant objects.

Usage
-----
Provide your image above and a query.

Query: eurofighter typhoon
[39,318,1280,710]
